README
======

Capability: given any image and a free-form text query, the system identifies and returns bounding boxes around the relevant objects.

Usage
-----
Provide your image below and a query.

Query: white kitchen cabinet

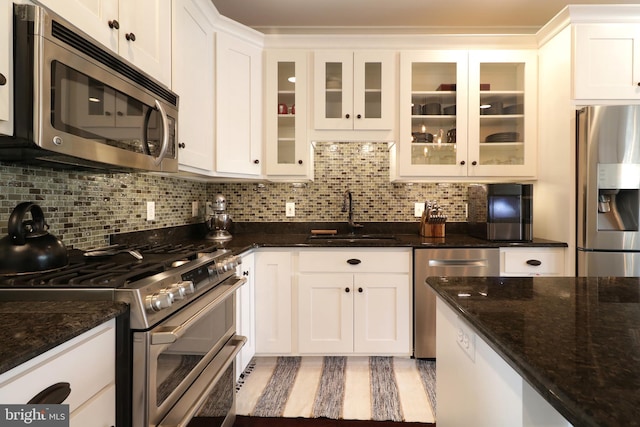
[0,0,11,136]
[313,51,396,130]
[254,250,292,354]
[297,249,411,355]
[500,247,567,276]
[215,30,263,177]
[236,251,255,378]
[397,49,537,179]
[35,0,172,87]
[573,24,640,100]
[172,0,216,174]
[265,50,312,179]
[0,319,116,427]
[436,296,571,427]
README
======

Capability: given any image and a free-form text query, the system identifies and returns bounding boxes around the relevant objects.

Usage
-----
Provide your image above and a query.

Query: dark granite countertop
[427,276,640,427]
[0,301,128,375]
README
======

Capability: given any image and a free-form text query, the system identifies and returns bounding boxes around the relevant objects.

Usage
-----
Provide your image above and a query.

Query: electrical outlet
[146,201,155,221]
[286,202,295,217]
[414,202,425,217]
[192,201,199,217]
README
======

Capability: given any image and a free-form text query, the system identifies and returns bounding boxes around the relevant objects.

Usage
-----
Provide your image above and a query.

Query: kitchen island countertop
[0,301,128,375]
[427,276,640,427]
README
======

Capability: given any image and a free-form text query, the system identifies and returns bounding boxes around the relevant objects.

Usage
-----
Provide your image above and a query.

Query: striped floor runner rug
[236,356,436,424]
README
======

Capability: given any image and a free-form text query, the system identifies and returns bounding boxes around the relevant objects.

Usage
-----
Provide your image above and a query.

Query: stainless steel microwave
[0,4,179,172]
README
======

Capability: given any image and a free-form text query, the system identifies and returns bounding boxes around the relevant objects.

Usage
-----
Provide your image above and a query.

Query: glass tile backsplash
[0,142,470,249]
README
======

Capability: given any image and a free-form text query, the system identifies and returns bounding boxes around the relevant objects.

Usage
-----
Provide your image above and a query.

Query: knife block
[420,213,445,237]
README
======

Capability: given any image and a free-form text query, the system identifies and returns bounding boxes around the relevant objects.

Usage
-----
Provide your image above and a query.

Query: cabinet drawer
[0,320,115,412]
[500,248,565,276]
[298,249,410,273]
[70,384,115,427]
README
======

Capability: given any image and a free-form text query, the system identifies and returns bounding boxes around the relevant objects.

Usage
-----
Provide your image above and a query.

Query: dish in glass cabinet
[485,132,520,143]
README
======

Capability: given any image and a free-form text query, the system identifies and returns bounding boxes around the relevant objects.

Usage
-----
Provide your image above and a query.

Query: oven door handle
[158,335,247,427]
[151,276,246,345]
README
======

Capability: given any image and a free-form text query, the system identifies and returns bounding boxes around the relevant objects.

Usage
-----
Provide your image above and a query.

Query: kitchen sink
[307,234,397,243]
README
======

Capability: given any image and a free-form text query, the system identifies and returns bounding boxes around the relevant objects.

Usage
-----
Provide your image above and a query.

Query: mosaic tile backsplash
[0,142,471,249]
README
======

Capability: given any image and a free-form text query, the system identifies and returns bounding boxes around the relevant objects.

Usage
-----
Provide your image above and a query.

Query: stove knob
[168,283,187,301]
[146,290,173,312]
[180,280,195,295]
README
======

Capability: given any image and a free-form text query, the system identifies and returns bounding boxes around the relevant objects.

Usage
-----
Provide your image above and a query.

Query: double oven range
[0,239,246,427]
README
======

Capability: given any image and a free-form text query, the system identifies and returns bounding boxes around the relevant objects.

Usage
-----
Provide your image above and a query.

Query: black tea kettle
[0,202,69,275]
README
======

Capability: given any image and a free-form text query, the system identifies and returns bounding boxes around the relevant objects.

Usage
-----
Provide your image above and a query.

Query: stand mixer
[206,194,232,241]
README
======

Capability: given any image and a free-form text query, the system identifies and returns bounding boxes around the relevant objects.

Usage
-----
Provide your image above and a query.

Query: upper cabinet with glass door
[265,50,310,179]
[398,51,468,176]
[314,51,395,130]
[468,50,537,177]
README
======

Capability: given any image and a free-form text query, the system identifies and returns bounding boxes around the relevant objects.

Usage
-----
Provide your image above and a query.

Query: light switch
[146,201,155,221]
[286,202,295,217]
[414,202,425,217]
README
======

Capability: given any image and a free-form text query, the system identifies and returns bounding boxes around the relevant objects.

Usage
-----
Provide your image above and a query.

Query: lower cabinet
[298,272,410,354]
[500,247,567,276]
[0,319,116,427]
[236,251,256,377]
[297,248,411,355]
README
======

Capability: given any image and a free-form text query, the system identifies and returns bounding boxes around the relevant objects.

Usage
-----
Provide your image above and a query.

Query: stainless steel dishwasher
[414,248,499,358]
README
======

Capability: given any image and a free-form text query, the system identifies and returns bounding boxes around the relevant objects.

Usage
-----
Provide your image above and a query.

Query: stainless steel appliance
[468,183,533,241]
[0,4,178,172]
[0,241,245,427]
[577,105,640,276]
[414,248,499,358]
[207,194,233,241]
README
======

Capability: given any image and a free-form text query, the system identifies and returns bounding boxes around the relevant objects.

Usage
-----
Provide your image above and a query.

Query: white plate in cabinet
[500,247,566,276]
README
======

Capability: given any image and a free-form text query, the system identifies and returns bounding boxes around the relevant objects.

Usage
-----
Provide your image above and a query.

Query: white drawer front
[298,249,411,273]
[501,248,565,276]
[0,320,115,412]
[70,384,115,427]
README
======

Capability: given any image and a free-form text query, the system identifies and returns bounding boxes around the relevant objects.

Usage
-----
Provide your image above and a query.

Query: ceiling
[210,0,639,34]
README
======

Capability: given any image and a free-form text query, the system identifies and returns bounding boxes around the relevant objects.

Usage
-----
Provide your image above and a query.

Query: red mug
[278,103,287,114]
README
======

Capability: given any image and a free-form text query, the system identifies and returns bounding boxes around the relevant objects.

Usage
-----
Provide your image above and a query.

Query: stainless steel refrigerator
[577,105,640,276]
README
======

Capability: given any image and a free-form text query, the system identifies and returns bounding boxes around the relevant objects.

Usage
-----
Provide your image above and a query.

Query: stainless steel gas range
[0,241,246,427]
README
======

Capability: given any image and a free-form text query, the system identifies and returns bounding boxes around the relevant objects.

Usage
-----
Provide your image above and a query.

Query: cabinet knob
[345,114,350,119]
[356,114,362,119]
[0,73,6,86]
[358,287,363,293]
[243,270,249,276]
[471,160,477,166]
[526,259,542,266]
[460,160,465,165]
[253,159,260,164]
[125,32,136,42]
[298,160,303,165]
[347,258,361,265]
[345,287,350,293]
[178,142,186,149]
[637,82,640,87]
[108,19,119,30]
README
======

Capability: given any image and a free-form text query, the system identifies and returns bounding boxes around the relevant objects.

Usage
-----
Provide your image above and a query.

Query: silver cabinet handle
[428,259,489,268]
[153,99,170,166]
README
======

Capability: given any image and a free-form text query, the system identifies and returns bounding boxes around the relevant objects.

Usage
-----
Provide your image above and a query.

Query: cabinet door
[352,51,396,130]
[265,50,310,177]
[353,273,410,354]
[574,24,640,100]
[0,0,12,136]
[118,0,172,86]
[398,50,468,176]
[172,0,215,173]
[35,0,119,53]
[215,31,263,177]
[314,51,354,130]
[298,273,354,354]
[468,50,537,178]
[236,252,255,377]
[255,251,292,354]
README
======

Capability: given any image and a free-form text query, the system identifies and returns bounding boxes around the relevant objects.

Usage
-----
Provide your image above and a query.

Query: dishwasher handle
[428,259,490,268]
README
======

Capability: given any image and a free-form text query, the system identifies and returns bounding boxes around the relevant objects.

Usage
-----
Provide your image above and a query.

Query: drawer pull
[347,258,361,265]
[526,259,542,266]
[28,382,71,404]
[345,287,350,293]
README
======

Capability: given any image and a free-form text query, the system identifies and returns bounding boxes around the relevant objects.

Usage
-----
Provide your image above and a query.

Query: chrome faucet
[342,190,363,232]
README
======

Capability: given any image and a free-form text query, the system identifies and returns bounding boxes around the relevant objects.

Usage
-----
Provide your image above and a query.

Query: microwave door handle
[153,99,170,166]
[150,277,247,345]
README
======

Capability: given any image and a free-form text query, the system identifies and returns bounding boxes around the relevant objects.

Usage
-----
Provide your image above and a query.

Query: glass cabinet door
[399,51,468,176]
[265,50,309,177]
[468,50,537,177]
